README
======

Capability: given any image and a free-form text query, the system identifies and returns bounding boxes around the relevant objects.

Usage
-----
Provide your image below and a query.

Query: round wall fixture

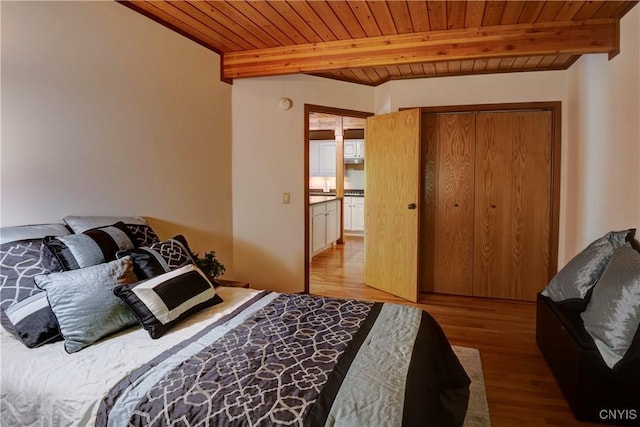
[278,97,292,110]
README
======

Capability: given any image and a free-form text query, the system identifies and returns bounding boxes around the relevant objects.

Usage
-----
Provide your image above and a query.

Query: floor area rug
[453,346,491,426]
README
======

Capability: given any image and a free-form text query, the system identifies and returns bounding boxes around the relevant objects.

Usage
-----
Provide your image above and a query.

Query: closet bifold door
[421,113,475,296]
[473,111,552,301]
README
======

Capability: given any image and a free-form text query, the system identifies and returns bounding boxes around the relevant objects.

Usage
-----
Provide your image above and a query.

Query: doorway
[304,104,372,295]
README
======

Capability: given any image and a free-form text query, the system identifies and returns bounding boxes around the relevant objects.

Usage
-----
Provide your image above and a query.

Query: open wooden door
[364,109,421,302]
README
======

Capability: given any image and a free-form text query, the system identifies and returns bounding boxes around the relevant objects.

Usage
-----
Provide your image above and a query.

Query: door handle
[408,203,417,210]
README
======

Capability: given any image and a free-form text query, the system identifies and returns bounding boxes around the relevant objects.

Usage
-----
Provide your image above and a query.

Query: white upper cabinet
[310,140,336,177]
[344,139,365,159]
[356,139,365,158]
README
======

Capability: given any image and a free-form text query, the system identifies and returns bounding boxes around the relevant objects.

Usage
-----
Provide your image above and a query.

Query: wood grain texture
[474,112,552,301]
[121,1,637,86]
[434,113,476,296]
[511,111,552,300]
[365,109,421,302]
[310,236,606,427]
[420,113,438,292]
[222,18,618,79]
[420,114,475,295]
[474,112,514,299]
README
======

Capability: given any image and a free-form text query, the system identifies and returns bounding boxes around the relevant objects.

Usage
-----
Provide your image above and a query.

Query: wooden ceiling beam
[223,18,618,79]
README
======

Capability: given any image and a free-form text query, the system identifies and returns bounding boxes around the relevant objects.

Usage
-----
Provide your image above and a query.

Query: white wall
[232,74,373,292]
[566,6,640,251]
[345,165,365,189]
[1,2,233,262]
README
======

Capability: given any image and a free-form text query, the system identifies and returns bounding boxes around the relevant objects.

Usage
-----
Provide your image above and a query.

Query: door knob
[408,203,417,209]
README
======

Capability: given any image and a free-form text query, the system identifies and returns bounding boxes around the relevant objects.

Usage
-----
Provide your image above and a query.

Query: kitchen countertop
[309,195,341,205]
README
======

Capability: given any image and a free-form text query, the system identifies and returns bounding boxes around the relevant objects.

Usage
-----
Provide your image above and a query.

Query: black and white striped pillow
[114,264,222,339]
[44,222,136,271]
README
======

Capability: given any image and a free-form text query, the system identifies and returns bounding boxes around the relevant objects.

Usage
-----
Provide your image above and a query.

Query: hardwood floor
[310,236,604,427]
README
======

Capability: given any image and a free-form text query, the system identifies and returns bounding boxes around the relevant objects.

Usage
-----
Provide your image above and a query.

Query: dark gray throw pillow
[581,244,640,369]
[541,229,635,306]
[34,256,139,353]
[0,222,71,347]
[116,235,196,280]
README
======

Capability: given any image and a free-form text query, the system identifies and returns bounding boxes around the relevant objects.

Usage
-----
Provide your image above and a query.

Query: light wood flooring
[310,235,605,427]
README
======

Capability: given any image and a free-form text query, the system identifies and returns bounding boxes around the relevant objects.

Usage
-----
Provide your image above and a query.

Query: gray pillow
[541,229,635,305]
[581,244,640,369]
[63,215,148,234]
[34,257,139,353]
[0,223,70,245]
[63,215,160,247]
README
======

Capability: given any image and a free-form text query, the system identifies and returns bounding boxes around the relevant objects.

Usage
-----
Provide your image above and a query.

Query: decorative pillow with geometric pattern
[123,223,160,247]
[0,239,63,347]
[116,235,196,280]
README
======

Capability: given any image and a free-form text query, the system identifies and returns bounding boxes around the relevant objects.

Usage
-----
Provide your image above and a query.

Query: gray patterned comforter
[96,292,470,427]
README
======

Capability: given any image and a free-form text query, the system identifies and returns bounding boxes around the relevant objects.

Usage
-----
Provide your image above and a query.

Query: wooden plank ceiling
[121,1,638,86]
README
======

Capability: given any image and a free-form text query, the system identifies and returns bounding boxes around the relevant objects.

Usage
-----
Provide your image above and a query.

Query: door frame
[413,101,562,283]
[304,104,373,294]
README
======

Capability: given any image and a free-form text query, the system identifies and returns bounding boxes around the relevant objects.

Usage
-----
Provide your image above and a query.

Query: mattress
[1,287,470,426]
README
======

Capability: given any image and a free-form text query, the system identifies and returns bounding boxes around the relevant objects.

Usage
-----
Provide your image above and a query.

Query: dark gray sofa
[536,293,640,425]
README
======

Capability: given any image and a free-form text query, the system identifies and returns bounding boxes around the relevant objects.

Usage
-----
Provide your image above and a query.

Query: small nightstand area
[215,279,250,289]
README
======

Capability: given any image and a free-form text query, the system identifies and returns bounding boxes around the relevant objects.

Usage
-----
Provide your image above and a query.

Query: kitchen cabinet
[344,139,365,159]
[310,140,336,176]
[344,196,365,233]
[310,199,341,258]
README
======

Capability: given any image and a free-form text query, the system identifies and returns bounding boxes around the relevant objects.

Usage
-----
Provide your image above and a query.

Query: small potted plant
[194,250,225,284]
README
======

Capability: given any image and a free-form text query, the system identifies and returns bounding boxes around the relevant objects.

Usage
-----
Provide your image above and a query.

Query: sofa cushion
[538,294,597,351]
[541,229,635,308]
[581,243,640,369]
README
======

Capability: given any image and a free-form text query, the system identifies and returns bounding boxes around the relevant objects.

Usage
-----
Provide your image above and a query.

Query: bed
[0,218,470,426]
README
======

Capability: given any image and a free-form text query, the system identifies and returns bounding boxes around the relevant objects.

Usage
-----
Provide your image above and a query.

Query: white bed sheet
[0,287,260,427]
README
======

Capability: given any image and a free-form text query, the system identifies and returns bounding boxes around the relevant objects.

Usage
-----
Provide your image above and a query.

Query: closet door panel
[433,113,476,295]
[474,113,513,299]
[511,111,552,300]
[419,113,438,292]
[474,111,552,301]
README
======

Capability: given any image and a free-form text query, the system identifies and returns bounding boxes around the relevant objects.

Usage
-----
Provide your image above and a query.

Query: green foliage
[195,250,226,279]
